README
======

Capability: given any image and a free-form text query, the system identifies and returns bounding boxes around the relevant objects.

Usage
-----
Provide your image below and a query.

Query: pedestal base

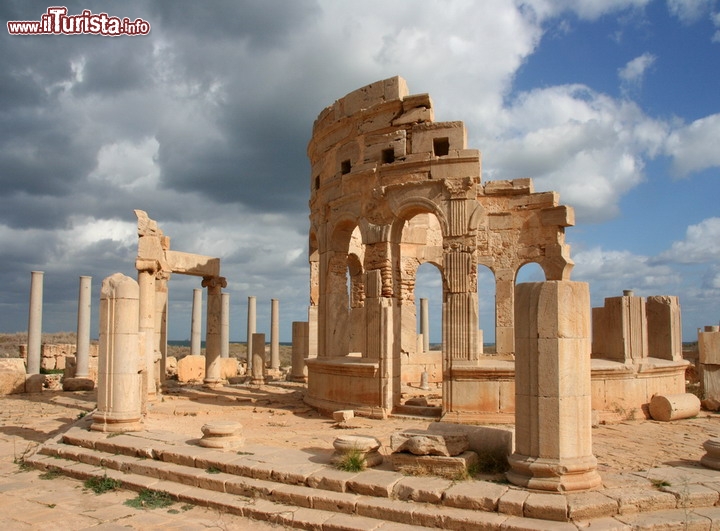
[507,453,602,492]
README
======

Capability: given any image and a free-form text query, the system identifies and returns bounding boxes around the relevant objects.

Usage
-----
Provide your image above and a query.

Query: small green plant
[335,448,366,472]
[76,411,87,419]
[205,466,221,474]
[651,478,671,488]
[474,451,510,475]
[39,468,62,480]
[181,503,194,511]
[13,442,36,472]
[124,489,174,510]
[84,474,122,494]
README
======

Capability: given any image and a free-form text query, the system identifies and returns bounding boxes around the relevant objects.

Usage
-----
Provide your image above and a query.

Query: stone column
[221,292,230,359]
[495,270,515,357]
[92,273,142,433]
[136,260,158,402]
[308,305,318,359]
[155,274,169,388]
[246,296,256,371]
[75,276,92,378]
[191,288,202,356]
[203,276,226,386]
[291,321,309,382]
[251,333,266,384]
[507,281,601,492]
[26,271,44,375]
[420,298,430,353]
[270,298,280,370]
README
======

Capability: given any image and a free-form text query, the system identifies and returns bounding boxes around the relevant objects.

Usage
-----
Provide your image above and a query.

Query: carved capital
[202,276,227,290]
[135,258,160,274]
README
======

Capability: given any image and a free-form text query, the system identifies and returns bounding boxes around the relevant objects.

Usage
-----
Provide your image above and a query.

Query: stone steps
[23,417,720,530]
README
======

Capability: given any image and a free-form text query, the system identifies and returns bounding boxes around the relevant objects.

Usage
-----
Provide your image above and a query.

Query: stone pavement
[3,383,720,530]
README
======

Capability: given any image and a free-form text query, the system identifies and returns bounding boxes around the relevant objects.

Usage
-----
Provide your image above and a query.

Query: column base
[91,413,143,433]
[203,378,224,389]
[506,453,602,492]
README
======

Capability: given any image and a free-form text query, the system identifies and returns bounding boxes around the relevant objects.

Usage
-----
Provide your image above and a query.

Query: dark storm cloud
[148,0,320,48]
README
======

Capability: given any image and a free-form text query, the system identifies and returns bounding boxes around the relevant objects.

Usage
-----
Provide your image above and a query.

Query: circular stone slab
[701,438,720,470]
[201,421,242,437]
[333,434,381,453]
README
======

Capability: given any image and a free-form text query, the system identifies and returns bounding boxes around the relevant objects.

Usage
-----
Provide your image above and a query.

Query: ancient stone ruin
[304,76,687,426]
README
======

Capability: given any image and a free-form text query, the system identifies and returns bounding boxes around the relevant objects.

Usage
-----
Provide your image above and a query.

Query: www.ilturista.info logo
[7,6,150,36]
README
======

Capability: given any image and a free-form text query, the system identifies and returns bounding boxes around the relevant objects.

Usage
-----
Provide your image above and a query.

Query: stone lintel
[165,250,220,277]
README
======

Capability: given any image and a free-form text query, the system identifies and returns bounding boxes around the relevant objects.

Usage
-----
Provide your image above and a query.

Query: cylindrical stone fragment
[648,393,701,422]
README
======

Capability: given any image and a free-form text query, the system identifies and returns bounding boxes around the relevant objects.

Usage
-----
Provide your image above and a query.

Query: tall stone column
[155,274,169,388]
[136,260,158,402]
[221,292,230,359]
[246,296,256,371]
[92,273,142,433]
[507,281,601,492]
[191,288,202,356]
[75,276,92,378]
[420,298,430,352]
[291,321,309,382]
[26,271,44,375]
[251,333,266,384]
[270,298,280,370]
[203,276,226,386]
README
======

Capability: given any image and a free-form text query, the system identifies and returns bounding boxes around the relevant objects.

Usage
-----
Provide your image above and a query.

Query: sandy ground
[1,382,719,529]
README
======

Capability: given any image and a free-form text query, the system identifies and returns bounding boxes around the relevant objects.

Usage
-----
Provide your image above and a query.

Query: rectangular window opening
[341,159,351,175]
[381,148,395,164]
[314,175,320,190]
[433,137,450,157]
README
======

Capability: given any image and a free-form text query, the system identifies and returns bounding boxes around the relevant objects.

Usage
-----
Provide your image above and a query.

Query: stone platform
[7,383,720,530]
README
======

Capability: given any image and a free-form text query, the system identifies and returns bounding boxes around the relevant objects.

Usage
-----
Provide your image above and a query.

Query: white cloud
[665,113,720,176]
[90,138,160,191]
[666,0,716,23]
[520,0,652,21]
[619,52,656,94]
[479,85,669,222]
[655,217,720,264]
[713,11,720,41]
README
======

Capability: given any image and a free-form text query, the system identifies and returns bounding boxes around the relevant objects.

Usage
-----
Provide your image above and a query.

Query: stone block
[333,410,354,423]
[177,355,205,382]
[62,377,95,392]
[220,357,238,379]
[524,492,568,522]
[390,429,468,457]
[199,421,244,450]
[0,358,27,395]
[390,450,478,479]
[699,329,720,364]
[331,434,383,468]
[25,373,45,393]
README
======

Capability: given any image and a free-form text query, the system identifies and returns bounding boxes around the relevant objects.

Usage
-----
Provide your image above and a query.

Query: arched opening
[397,212,443,415]
[477,265,496,354]
[516,262,546,284]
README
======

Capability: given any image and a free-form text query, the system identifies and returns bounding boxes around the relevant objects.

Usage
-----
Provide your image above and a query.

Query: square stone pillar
[591,291,647,362]
[646,296,682,361]
[700,326,720,404]
[507,281,601,492]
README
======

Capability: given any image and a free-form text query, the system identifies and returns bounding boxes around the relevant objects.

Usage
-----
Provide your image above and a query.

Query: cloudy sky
[1,0,718,344]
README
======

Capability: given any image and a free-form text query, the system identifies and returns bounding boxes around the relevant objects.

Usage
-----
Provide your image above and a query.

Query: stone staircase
[24,415,720,530]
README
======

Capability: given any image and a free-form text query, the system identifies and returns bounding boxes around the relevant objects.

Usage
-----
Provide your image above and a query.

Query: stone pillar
[136,260,158,402]
[699,325,720,405]
[308,305,318,359]
[646,295,682,361]
[26,271,44,375]
[203,276,226,386]
[291,321,309,382]
[442,251,478,362]
[246,296,256,371]
[420,298,430,352]
[221,292,230,359]
[495,270,515,357]
[251,333,266,384]
[92,273,142,433]
[75,276,92,378]
[191,288,202,356]
[592,291,648,363]
[507,281,601,492]
[155,275,169,388]
[270,298,280,370]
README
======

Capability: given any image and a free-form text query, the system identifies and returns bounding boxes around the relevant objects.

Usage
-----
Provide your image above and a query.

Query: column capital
[135,258,161,274]
[202,276,227,289]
